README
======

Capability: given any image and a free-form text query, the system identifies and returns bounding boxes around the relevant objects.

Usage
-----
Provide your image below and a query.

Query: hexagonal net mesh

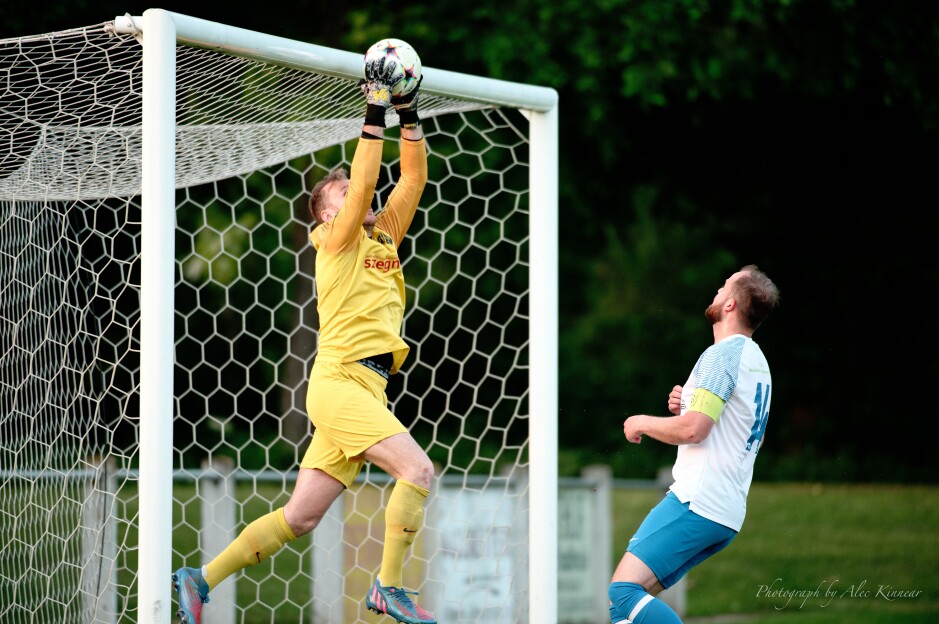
[1,21,540,624]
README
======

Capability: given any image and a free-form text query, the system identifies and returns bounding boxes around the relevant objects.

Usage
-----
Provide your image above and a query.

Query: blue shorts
[626,491,737,588]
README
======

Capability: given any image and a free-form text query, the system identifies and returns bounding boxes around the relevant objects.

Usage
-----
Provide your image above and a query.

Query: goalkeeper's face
[320,179,377,226]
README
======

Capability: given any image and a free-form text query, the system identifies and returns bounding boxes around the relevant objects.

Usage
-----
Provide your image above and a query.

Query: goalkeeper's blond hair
[308,168,349,225]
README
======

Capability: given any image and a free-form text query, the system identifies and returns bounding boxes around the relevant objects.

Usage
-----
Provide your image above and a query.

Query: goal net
[0,12,557,624]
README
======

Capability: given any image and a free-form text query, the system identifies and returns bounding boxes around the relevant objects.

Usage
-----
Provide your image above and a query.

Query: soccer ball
[362,38,422,97]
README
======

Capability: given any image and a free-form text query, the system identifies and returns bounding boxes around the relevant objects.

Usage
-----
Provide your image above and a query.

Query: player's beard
[705,299,724,325]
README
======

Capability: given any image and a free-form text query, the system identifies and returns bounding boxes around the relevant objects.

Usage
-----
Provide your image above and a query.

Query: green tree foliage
[334,0,939,481]
[6,0,937,481]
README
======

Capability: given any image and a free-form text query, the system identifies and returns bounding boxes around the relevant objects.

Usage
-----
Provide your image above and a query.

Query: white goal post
[1,9,557,623]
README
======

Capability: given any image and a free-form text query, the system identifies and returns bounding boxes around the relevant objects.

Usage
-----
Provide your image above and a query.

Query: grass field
[611,483,939,624]
[158,481,939,623]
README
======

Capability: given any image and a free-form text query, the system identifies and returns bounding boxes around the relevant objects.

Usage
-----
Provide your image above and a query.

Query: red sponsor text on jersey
[364,256,401,273]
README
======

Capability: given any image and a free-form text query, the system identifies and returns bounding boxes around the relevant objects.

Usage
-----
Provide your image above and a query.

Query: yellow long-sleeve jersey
[308,136,428,375]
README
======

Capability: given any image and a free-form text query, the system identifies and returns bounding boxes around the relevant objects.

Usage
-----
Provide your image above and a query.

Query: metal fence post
[200,457,236,624]
[312,492,345,623]
[82,455,117,623]
[583,464,613,621]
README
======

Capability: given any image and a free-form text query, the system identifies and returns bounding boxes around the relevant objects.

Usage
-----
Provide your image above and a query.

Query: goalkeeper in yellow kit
[172,57,436,624]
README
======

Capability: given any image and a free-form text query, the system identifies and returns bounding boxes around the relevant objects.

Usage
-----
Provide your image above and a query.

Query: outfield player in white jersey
[172,58,437,624]
[609,264,780,624]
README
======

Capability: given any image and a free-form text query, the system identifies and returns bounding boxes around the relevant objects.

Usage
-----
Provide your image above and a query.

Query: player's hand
[360,57,403,108]
[392,75,422,129]
[667,385,683,415]
[391,75,422,113]
[623,416,643,444]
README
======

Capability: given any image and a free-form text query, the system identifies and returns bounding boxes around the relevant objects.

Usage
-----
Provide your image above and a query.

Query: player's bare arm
[623,410,714,445]
[401,125,424,141]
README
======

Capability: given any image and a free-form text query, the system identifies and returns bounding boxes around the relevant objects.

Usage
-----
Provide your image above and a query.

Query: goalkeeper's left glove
[359,57,404,128]
[391,75,423,129]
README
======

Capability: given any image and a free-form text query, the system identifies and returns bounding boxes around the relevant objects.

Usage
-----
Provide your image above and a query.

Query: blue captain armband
[689,387,725,422]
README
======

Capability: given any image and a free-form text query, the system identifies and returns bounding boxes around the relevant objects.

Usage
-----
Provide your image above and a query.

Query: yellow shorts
[301,360,407,487]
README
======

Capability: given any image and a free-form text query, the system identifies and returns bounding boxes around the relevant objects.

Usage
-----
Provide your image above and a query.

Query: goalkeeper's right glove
[360,57,404,128]
[391,75,422,129]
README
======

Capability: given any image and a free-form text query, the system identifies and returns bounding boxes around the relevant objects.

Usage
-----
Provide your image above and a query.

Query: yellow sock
[378,479,429,588]
[204,507,296,589]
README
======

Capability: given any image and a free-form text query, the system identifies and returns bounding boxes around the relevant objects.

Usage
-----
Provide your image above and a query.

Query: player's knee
[609,581,647,617]
[287,517,311,537]
[283,507,315,537]
[405,453,435,490]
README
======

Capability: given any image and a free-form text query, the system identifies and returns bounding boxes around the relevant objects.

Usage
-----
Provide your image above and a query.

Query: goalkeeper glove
[391,75,422,129]
[359,57,404,128]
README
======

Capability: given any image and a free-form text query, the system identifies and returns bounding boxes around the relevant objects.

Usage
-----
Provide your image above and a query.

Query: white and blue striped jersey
[669,333,772,531]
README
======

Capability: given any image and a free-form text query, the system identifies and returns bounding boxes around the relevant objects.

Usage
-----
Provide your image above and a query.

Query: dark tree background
[4,0,937,483]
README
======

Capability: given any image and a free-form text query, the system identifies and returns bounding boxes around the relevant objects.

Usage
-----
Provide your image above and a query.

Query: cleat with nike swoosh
[365,577,436,624]
[172,567,210,624]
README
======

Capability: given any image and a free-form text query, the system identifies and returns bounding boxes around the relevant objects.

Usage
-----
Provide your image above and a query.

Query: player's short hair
[308,167,349,225]
[734,264,780,331]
